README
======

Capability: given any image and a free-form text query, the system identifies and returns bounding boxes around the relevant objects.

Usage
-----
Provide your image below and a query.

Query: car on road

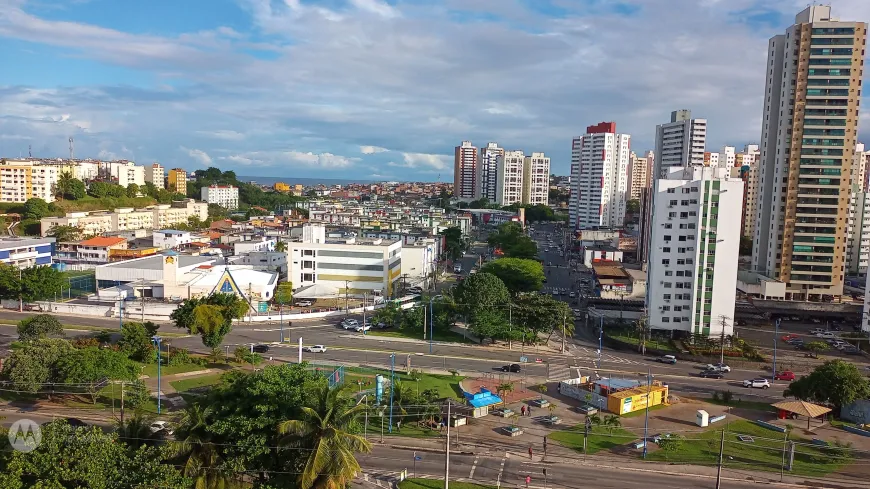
[742,378,770,389]
[295,300,313,307]
[252,344,270,353]
[809,328,825,335]
[656,355,677,364]
[781,334,799,342]
[569,292,576,298]
[303,345,327,353]
[815,331,838,339]
[453,264,462,273]
[149,421,174,435]
[774,371,795,381]
[699,370,725,379]
[355,324,372,333]
[408,286,423,294]
[705,363,731,373]
[501,363,522,373]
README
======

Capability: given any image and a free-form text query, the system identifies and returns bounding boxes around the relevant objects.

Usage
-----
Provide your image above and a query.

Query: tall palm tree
[278,383,372,489]
[275,240,287,253]
[173,405,243,489]
[115,413,156,449]
[55,171,75,201]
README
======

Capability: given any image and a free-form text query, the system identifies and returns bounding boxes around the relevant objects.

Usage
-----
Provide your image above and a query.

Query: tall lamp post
[151,335,162,414]
[771,318,780,381]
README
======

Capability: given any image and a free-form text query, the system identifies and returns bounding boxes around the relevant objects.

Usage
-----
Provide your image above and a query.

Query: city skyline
[4,0,870,180]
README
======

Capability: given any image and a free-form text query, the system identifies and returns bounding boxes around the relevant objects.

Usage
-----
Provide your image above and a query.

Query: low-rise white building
[646,166,743,337]
[153,230,193,250]
[233,237,276,255]
[201,185,239,209]
[400,239,438,289]
[0,160,60,203]
[289,224,402,297]
[0,237,55,268]
[41,199,207,237]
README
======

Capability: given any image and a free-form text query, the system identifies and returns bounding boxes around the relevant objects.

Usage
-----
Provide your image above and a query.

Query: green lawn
[333,366,464,399]
[646,420,850,477]
[170,373,225,392]
[141,362,209,378]
[702,397,775,413]
[366,327,474,344]
[549,424,638,454]
[400,479,493,489]
[608,333,676,353]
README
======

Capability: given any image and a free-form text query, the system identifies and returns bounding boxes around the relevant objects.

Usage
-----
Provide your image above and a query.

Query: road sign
[519,356,528,363]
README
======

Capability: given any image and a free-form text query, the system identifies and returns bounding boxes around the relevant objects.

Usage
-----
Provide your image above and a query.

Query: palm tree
[603,414,621,434]
[495,382,514,402]
[55,171,75,201]
[173,405,242,489]
[275,240,287,253]
[278,383,372,489]
[115,413,156,449]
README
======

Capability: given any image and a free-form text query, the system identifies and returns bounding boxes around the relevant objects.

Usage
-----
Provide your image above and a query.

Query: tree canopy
[47,224,84,242]
[480,258,544,295]
[0,264,65,304]
[17,314,65,341]
[22,198,52,220]
[784,359,870,410]
[453,272,510,320]
[170,293,249,347]
[439,227,465,261]
[487,222,537,259]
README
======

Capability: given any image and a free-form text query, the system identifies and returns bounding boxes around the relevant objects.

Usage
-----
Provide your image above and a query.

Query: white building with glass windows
[646,167,743,337]
[288,224,402,297]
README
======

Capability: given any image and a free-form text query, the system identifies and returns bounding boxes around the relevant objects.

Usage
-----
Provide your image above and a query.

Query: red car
[781,334,798,342]
[774,371,795,381]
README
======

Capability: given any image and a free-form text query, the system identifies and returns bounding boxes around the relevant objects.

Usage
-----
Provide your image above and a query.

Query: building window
[662,317,670,323]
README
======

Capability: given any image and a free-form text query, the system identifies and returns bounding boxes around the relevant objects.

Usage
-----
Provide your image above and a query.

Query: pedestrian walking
[528,406,533,416]
[520,405,526,417]
[528,446,533,459]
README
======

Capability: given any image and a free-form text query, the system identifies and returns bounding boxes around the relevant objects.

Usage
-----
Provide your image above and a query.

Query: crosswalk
[569,344,645,366]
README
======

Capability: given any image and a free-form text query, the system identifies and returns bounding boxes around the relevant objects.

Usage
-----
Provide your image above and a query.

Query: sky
[1,0,870,181]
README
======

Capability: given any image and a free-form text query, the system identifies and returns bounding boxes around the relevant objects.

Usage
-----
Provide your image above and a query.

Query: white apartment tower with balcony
[654,110,707,178]
[629,150,654,200]
[453,141,478,199]
[476,142,504,202]
[145,163,165,190]
[752,5,866,301]
[571,122,631,229]
[522,152,550,206]
[646,166,743,337]
[201,185,240,209]
[496,150,525,206]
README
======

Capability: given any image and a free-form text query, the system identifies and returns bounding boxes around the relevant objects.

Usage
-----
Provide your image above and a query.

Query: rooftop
[157,230,189,235]
[0,237,55,248]
[593,378,640,391]
[101,254,215,271]
[80,237,127,247]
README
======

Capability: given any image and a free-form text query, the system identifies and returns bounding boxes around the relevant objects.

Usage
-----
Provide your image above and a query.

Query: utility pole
[423,303,427,340]
[363,293,367,336]
[508,303,513,350]
[642,368,651,459]
[120,380,125,426]
[717,315,731,366]
[716,429,725,489]
[444,401,451,489]
[772,317,780,381]
[561,310,566,353]
[344,280,351,315]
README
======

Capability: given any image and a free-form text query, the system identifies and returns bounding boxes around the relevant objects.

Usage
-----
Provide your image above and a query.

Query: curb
[390,444,474,456]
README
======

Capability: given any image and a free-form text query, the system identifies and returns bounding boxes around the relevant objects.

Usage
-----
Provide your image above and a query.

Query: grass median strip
[549,424,638,454]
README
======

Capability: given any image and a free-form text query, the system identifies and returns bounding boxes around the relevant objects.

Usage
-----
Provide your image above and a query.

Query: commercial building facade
[752,5,866,300]
[145,163,165,190]
[496,150,525,206]
[646,167,743,337]
[0,237,55,268]
[168,168,187,194]
[629,151,653,201]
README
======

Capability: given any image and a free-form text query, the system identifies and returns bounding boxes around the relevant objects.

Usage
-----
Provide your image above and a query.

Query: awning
[294,283,341,299]
[771,400,832,418]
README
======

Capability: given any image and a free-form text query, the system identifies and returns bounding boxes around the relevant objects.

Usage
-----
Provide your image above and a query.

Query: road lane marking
[468,455,479,479]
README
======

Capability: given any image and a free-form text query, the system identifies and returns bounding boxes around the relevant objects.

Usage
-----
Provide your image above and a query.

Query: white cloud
[396,153,451,170]
[219,150,359,168]
[349,0,400,18]
[360,145,388,154]
[196,130,245,141]
[182,147,213,166]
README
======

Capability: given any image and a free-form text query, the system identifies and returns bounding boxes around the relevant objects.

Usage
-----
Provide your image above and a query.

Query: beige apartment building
[0,160,59,203]
[752,5,867,300]
[41,199,207,237]
[145,163,165,189]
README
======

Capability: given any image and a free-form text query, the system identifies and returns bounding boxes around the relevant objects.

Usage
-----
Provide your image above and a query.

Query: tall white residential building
[108,161,145,188]
[629,150,653,200]
[145,163,165,190]
[522,152,550,206]
[719,146,736,169]
[0,160,59,203]
[646,166,743,337]
[571,122,631,229]
[752,5,866,301]
[704,152,720,168]
[846,143,870,274]
[201,185,240,209]
[568,158,580,226]
[496,150,525,206]
[654,110,707,178]
[476,142,504,202]
[737,146,761,237]
[453,141,478,199]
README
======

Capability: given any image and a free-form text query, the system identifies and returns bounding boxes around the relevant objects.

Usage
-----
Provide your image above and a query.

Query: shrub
[721,390,734,405]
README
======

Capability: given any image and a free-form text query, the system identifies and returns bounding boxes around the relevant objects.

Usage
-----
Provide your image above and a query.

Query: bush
[167,348,206,367]
[71,337,100,348]
[124,379,150,409]
[721,390,734,405]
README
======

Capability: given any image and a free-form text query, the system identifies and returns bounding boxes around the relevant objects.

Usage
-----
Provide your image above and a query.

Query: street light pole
[429,296,434,354]
[389,353,395,433]
[151,335,162,414]
[772,318,780,381]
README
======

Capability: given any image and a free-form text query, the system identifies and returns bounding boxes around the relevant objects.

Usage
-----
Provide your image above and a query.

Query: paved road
[358,446,810,489]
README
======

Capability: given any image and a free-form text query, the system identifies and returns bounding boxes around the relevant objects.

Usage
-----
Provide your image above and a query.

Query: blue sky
[1,0,869,181]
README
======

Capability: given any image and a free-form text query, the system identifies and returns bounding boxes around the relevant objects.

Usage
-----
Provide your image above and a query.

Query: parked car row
[340,317,387,332]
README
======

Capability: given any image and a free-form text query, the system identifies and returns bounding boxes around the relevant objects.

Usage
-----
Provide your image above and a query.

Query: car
[809,328,825,335]
[781,334,799,342]
[295,300,313,307]
[774,371,795,381]
[569,292,576,298]
[816,332,837,339]
[705,363,731,373]
[149,421,174,435]
[743,378,771,389]
[453,265,462,273]
[408,286,423,294]
[252,344,270,353]
[341,319,359,329]
[304,345,327,353]
[656,355,677,365]
[355,324,372,332]
[699,370,725,379]
[501,364,522,373]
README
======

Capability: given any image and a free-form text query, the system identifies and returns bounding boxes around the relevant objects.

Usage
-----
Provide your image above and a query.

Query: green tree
[0,338,73,393]
[0,419,190,488]
[804,341,830,359]
[56,347,139,403]
[468,307,508,342]
[173,404,241,489]
[0,264,65,309]
[124,379,151,409]
[278,383,372,489]
[480,257,544,295]
[784,359,870,411]
[439,227,465,261]
[512,294,573,343]
[739,236,753,256]
[117,321,156,362]
[87,180,111,198]
[65,178,87,200]
[373,301,401,327]
[170,293,248,348]
[47,224,83,242]
[115,413,157,449]
[276,281,293,305]
[17,314,64,341]
[126,183,140,198]
[23,198,51,220]
[53,172,74,201]
[487,222,537,259]
[657,434,684,461]
[603,414,621,434]
[625,199,640,214]
[143,181,158,198]
[401,306,425,331]
[275,240,288,253]
[453,272,510,319]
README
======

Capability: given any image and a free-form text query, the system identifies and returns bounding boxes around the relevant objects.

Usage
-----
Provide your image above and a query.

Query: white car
[304,345,327,353]
[355,324,372,332]
[743,378,770,389]
[706,363,731,373]
[569,292,576,298]
[809,328,825,335]
[149,421,174,435]
[815,331,837,339]
[295,300,313,307]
